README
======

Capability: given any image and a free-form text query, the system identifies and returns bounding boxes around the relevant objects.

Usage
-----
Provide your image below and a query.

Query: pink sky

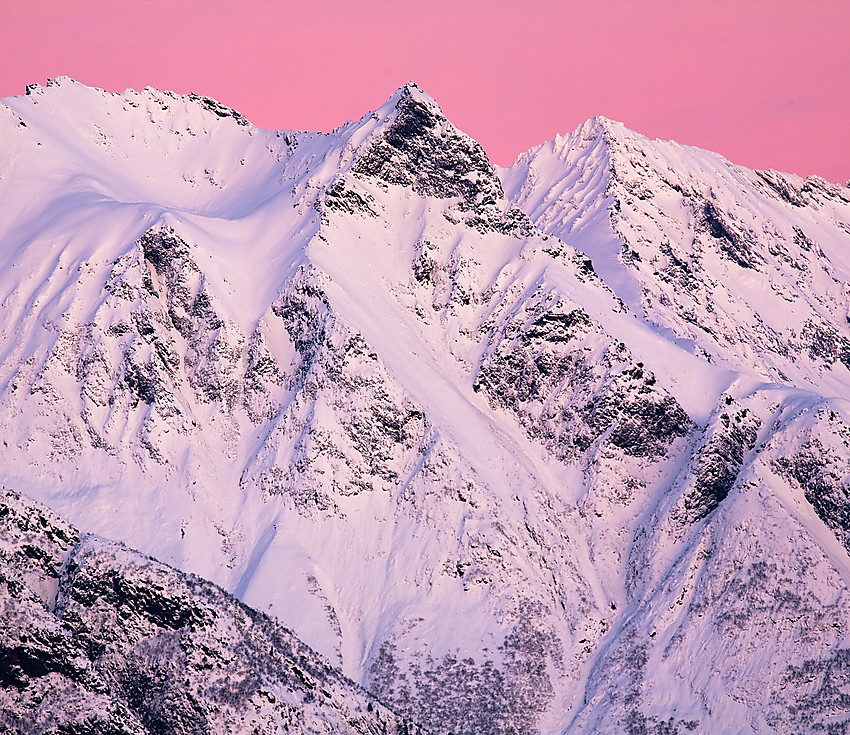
[2,0,848,183]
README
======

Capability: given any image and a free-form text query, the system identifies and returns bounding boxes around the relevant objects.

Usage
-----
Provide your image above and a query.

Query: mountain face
[0,487,412,734]
[1,77,850,734]
[498,116,850,393]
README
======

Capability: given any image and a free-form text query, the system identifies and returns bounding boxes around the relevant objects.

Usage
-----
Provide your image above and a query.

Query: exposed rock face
[675,398,761,524]
[772,407,850,554]
[2,79,850,735]
[0,489,414,735]
[351,84,529,235]
[475,299,693,462]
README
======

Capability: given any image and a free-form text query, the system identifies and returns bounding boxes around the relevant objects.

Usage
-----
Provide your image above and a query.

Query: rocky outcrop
[675,398,761,524]
[352,85,531,234]
[773,407,850,554]
[475,296,692,463]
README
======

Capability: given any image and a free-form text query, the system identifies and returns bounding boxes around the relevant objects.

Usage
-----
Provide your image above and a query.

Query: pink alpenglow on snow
[0,0,847,182]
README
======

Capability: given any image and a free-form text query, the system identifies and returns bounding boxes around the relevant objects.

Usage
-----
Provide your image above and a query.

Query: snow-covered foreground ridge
[2,76,850,734]
[0,487,415,734]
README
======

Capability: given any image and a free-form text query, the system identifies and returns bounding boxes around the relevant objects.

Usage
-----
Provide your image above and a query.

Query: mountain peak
[342,82,530,233]
[367,81,445,127]
[24,75,81,94]
[393,81,440,108]
[587,114,625,132]
[5,80,850,735]
[16,77,253,132]
[563,115,632,150]
[347,83,511,221]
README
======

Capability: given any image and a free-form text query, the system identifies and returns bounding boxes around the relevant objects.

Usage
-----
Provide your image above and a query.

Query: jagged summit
[386,80,442,110]
[327,81,529,233]
[571,114,628,141]
[21,75,253,130]
[498,108,850,396]
[24,73,86,94]
[3,81,850,735]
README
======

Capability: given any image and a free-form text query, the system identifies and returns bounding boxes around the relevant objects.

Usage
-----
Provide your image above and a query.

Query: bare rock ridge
[1,78,850,734]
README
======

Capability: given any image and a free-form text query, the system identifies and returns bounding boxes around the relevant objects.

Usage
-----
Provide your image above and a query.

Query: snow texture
[2,77,850,734]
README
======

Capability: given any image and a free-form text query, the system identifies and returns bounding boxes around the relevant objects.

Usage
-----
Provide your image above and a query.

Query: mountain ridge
[0,485,418,734]
[2,79,850,734]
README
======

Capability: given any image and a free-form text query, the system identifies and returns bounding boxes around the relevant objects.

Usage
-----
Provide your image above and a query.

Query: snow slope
[2,78,850,734]
[499,116,850,396]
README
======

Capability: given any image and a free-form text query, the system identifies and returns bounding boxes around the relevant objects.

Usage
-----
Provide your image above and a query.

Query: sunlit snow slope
[2,77,850,735]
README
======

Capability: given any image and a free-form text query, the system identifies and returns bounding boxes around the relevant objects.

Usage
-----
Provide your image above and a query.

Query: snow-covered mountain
[499,116,850,394]
[0,487,416,734]
[2,77,850,734]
